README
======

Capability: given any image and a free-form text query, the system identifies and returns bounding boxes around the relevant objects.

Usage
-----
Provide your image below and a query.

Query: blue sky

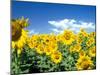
[12,1,96,34]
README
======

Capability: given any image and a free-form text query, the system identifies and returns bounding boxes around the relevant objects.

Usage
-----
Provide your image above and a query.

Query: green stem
[14,49,20,75]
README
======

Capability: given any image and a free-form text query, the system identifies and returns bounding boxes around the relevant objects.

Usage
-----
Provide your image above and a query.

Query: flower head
[76,55,93,70]
[51,51,62,64]
[60,30,74,45]
[89,46,96,57]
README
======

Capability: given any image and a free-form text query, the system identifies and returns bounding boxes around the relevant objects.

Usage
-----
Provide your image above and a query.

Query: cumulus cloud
[50,28,63,34]
[28,29,39,35]
[48,19,95,33]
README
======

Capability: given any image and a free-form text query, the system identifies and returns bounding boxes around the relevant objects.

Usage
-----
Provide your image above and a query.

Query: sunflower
[41,34,57,46]
[41,34,51,45]
[88,32,96,38]
[12,20,22,41]
[76,55,93,70]
[28,35,39,49]
[36,44,44,54]
[70,43,81,52]
[76,35,83,44]
[12,29,28,55]
[50,41,57,49]
[44,46,53,55]
[51,51,62,64]
[89,46,96,57]
[44,40,57,55]
[61,30,74,45]
[11,17,29,55]
[79,50,86,57]
[49,33,57,42]
[79,28,88,37]
[86,38,95,47]
[12,17,29,29]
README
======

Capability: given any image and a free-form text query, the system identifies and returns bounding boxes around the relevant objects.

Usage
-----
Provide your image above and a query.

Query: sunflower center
[55,55,60,60]
[12,24,22,41]
[46,39,49,42]
[92,49,96,53]
[64,33,71,40]
[82,62,90,69]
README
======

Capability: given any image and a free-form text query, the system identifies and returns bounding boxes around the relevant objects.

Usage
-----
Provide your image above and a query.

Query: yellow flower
[61,30,74,45]
[28,35,39,49]
[86,38,95,47]
[56,34,62,42]
[12,17,29,29]
[18,16,29,28]
[49,34,57,42]
[79,50,86,57]
[41,34,57,46]
[77,35,83,44]
[42,34,51,45]
[88,32,96,38]
[72,34,78,40]
[44,46,54,55]
[16,29,27,48]
[76,55,93,70]
[11,17,29,55]
[12,21,22,41]
[50,41,57,49]
[70,43,81,52]
[12,29,28,54]
[44,47,51,55]
[89,46,96,57]
[44,41,57,55]
[36,44,44,54]
[75,44,81,51]
[51,51,62,64]
[79,28,88,37]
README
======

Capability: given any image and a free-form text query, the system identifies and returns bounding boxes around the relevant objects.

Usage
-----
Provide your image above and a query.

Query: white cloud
[50,28,63,34]
[48,18,95,33]
[28,29,39,35]
[48,19,69,30]
[51,28,60,33]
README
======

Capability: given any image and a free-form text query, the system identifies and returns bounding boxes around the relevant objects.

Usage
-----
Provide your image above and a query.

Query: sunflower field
[11,17,96,75]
